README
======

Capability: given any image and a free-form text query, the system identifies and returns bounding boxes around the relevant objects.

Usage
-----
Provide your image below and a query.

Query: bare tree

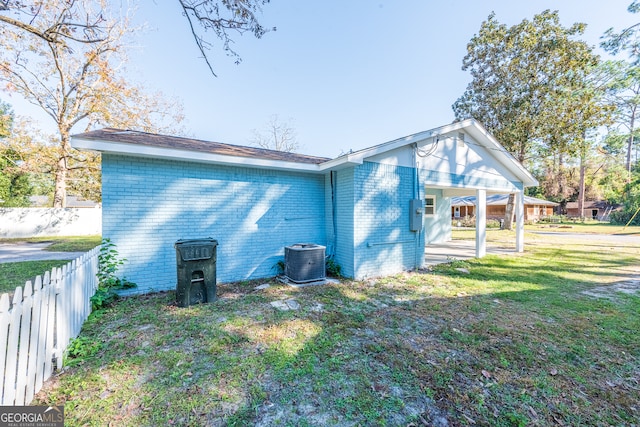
[251,114,300,152]
[0,0,184,207]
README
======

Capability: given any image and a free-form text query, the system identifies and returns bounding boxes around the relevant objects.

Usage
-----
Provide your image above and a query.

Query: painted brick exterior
[336,162,425,279]
[333,168,355,278]
[102,154,326,293]
[85,120,538,294]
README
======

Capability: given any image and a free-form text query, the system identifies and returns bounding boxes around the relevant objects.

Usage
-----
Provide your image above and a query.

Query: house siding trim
[422,170,523,193]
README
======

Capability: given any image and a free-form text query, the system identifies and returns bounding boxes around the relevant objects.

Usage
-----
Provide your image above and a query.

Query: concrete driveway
[0,242,87,263]
[424,240,516,266]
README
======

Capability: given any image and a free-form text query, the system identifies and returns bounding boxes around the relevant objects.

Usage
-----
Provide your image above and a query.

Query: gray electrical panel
[410,199,424,231]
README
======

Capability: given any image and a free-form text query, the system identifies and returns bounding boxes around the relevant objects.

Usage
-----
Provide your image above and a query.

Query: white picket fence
[0,247,99,406]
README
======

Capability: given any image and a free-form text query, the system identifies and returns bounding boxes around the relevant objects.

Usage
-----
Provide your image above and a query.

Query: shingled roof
[72,128,331,165]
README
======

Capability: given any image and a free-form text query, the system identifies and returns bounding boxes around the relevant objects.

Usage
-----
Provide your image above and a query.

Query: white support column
[515,191,525,252]
[475,189,486,258]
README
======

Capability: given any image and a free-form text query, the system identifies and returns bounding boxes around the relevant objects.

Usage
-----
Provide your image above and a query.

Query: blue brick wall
[351,162,424,279]
[332,168,355,278]
[102,154,327,293]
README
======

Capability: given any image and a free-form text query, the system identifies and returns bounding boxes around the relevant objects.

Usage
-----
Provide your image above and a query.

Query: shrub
[538,215,564,224]
[452,216,476,227]
[92,238,136,310]
[326,256,342,277]
[610,209,640,226]
[452,216,502,228]
[487,219,502,229]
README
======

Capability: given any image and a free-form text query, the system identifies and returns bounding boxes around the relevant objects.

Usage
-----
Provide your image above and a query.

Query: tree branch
[0,14,60,43]
[0,4,107,45]
[178,0,217,77]
[177,0,273,76]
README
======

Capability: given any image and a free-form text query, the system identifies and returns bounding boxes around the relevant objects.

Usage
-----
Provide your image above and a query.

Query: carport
[416,120,535,260]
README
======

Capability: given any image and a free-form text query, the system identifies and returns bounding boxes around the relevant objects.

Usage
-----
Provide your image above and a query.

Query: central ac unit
[284,244,326,283]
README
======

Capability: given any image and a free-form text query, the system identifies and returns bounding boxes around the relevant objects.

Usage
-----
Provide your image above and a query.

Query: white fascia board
[71,137,324,174]
[427,120,470,138]
[319,130,437,171]
[319,121,476,171]
[317,154,363,171]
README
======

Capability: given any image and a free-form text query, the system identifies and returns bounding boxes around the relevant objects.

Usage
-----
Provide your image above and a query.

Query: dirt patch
[582,276,640,300]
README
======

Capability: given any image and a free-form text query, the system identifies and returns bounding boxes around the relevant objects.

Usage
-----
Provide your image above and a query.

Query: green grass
[44,235,102,252]
[0,260,71,294]
[32,233,640,426]
[528,221,640,235]
[452,222,640,237]
[0,235,101,252]
[452,225,640,245]
[0,235,100,294]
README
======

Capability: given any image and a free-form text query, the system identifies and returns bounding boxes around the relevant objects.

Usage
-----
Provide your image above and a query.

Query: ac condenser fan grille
[284,244,326,283]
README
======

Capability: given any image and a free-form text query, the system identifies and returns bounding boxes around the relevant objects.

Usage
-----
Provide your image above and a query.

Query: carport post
[475,189,487,258]
[516,191,524,252]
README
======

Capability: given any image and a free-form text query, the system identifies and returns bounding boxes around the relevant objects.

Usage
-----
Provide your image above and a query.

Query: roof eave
[317,119,539,187]
[71,136,324,173]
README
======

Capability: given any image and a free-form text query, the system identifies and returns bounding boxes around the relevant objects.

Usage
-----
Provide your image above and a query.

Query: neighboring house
[71,119,537,294]
[451,194,558,221]
[565,200,621,221]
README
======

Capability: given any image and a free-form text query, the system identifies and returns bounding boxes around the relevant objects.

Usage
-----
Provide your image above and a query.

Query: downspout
[330,170,338,257]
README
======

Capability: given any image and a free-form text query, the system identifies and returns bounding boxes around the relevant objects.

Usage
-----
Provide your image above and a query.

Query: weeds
[33,235,640,426]
[92,238,136,310]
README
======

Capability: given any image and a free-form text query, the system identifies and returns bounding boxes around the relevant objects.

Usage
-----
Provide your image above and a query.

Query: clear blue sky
[6,0,640,158]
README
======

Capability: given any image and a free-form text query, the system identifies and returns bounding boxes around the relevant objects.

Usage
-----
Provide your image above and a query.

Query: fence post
[54,266,65,371]
[33,275,49,397]
[24,276,44,404]
[42,271,55,382]
[3,287,23,405]
[15,281,34,405]
[0,293,11,405]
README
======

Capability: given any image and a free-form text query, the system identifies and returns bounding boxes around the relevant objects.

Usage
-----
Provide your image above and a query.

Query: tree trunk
[52,156,67,208]
[52,131,71,208]
[627,112,635,184]
[503,193,516,230]
[558,151,566,208]
[578,132,588,221]
[578,158,585,220]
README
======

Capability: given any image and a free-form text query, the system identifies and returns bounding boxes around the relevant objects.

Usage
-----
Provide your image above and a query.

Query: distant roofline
[451,194,559,206]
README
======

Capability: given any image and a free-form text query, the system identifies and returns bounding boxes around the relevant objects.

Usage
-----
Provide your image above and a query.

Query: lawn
[527,221,640,235]
[0,235,102,252]
[0,260,71,294]
[452,223,640,245]
[33,233,640,426]
[0,235,101,294]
